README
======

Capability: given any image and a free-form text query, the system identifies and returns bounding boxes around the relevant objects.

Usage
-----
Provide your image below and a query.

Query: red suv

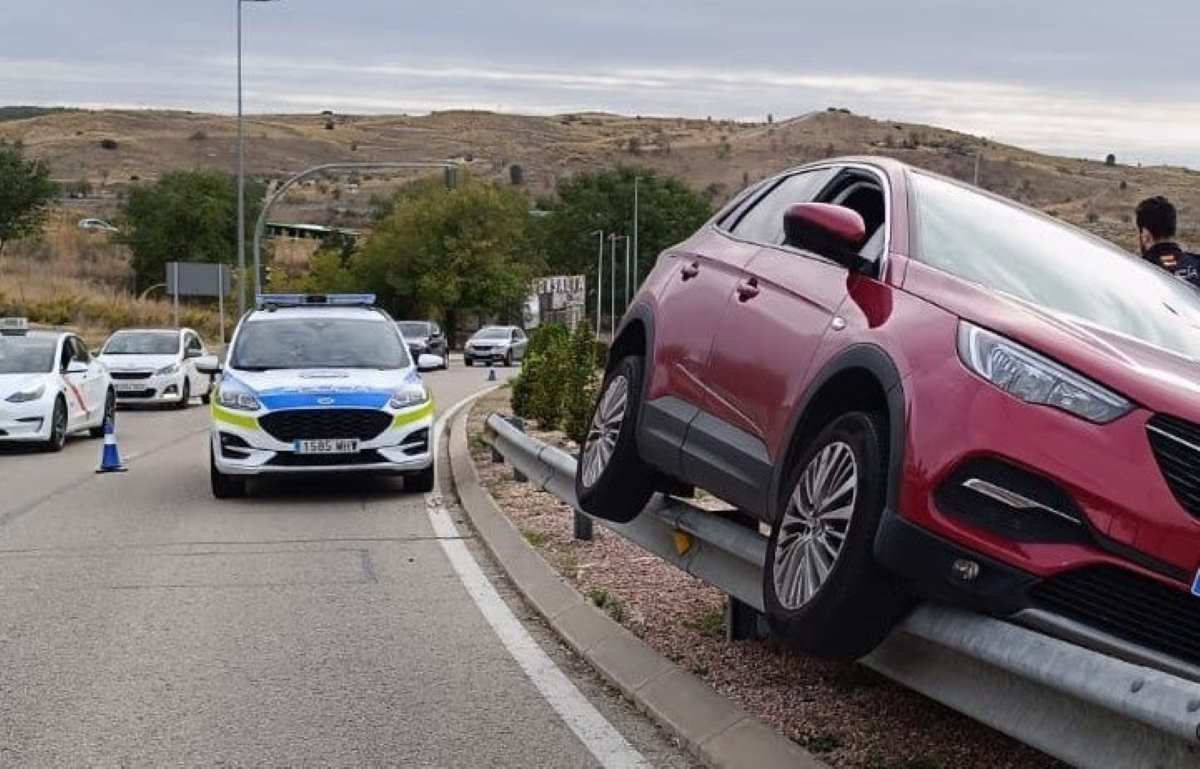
[576,157,1200,668]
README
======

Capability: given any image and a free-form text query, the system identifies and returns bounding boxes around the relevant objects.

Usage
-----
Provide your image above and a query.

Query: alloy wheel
[773,441,858,610]
[580,374,629,488]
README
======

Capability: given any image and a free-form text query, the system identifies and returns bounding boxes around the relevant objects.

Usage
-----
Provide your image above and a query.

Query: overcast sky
[4,1,1199,166]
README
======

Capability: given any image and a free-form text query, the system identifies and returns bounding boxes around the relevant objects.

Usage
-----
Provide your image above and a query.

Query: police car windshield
[232,318,411,370]
[474,327,510,339]
[103,332,179,355]
[397,321,431,338]
[0,337,56,374]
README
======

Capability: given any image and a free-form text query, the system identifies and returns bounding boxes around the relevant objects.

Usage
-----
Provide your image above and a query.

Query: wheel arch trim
[770,344,906,523]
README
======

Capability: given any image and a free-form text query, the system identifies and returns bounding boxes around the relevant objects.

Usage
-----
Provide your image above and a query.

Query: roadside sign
[532,275,586,329]
[165,262,232,298]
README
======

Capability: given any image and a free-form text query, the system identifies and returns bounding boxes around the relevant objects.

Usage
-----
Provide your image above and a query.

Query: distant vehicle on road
[396,320,449,368]
[78,218,118,233]
[98,328,213,408]
[576,156,1200,670]
[463,326,527,367]
[197,294,443,498]
[0,318,114,451]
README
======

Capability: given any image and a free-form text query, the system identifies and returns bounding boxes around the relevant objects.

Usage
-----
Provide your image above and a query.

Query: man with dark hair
[1136,196,1199,284]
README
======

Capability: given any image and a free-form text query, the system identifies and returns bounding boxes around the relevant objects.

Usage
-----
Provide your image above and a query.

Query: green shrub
[510,350,539,419]
[563,323,600,446]
[529,327,571,429]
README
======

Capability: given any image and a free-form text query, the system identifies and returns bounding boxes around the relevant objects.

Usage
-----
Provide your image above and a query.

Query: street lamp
[237,0,281,316]
[608,234,628,339]
[590,230,604,336]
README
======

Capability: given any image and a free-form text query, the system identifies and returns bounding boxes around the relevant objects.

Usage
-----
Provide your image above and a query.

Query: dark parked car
[396,320,448,369]
[576,156,1200,672]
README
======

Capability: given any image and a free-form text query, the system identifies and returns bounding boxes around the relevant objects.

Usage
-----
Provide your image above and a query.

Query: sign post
[166,261,233,332]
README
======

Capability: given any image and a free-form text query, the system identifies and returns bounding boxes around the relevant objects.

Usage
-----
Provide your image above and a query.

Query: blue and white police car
[197,295,443,498]
[0,317,115,451]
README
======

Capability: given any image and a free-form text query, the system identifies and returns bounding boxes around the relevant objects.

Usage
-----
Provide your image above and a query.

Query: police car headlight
[5,385,45,403]
[390,384,429,409]
[217,386,260,411]
[156,363,180,376]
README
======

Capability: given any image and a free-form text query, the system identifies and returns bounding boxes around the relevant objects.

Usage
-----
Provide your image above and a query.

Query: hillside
[2,107,1199,252]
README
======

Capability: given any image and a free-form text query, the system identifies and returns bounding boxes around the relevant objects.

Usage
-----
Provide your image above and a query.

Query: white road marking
[426,392,650,769]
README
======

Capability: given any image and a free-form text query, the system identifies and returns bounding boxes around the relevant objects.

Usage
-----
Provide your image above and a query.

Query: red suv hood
[904,261,1200,421]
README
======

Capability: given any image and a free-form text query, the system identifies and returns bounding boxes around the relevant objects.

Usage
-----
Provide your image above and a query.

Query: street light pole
[236,0,245,316]
[237,0,280,316]
[624,235,631,307]
[632,176,639,290]
[608,234,618,339]
[591,229,604,336]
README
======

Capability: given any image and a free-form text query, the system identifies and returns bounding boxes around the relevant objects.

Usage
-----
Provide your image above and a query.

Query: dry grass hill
[3,107,1199,252]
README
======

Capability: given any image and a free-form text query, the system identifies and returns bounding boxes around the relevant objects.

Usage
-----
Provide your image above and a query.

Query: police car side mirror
[417,354,444,372]
[194,355,221,375]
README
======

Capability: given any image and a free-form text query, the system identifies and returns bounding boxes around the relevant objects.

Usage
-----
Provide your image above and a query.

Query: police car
[197,295,443,499]
[0,318,115,451]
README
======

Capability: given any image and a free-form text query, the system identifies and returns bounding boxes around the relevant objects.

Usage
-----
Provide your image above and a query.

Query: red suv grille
[259,409,392,443]
[1031,565,1200,667]
[1146,414,1200,519]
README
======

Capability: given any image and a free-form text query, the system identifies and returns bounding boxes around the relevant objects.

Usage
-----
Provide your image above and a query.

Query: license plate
[115,383,144,393]
[293,438,360,455]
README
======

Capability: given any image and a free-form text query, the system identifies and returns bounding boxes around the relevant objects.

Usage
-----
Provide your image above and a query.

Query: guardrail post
[573,507,594,541]
[509,417,528,483]
[724,510,766,642]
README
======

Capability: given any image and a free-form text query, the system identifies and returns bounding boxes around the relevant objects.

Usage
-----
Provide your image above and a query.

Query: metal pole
[236,0,245,317]
[609,235,616,339]
[253,161,455,295]
[217,265,226,345]
[624,236,631,309]
[172,262,180,328]
[633,176,639,289]
[974,150,982,186]
[594,230,604,336]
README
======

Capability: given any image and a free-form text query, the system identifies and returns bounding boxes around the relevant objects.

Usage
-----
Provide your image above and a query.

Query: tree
[0,140,58,257]
[119,170,264,290]
[353,179,541,339]
[535,167,712,312]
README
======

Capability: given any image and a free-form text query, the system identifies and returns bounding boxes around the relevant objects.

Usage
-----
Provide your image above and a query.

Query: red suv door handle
[680,262,700,281]
[736,278,760,301]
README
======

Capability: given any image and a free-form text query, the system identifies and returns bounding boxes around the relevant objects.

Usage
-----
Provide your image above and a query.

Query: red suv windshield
[911,171,1200,360]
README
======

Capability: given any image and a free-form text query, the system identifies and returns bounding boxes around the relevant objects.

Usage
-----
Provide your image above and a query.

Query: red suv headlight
[957,321,1132,424]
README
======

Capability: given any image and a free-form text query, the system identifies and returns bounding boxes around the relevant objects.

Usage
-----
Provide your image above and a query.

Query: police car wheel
[44,397,68,453]
[406,465,435,493]
[210,446,246,499]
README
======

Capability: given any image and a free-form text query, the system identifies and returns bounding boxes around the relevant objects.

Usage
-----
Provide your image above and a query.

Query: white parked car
[98,328,214,408]
[78,218,118,233]
[0,318,115,451]
[463,326,528,367]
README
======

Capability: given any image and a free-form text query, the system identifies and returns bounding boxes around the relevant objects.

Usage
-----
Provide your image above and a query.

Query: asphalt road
[0,362,694,767]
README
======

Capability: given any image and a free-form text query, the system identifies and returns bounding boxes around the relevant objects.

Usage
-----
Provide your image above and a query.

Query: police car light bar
[256,294,377,308]
[0,317,30,336]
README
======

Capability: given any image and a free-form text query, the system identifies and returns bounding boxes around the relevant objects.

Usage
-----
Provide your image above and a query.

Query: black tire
[574,355,656,523]
[44,397,68,452]
[175,379,191,410]
[504,350,513,367]
[464,356,473,367]
[763,411,907,658]
[210,445,247,499]
[89,390,115,438]
[406,464,436,493]
[200,379,212,405]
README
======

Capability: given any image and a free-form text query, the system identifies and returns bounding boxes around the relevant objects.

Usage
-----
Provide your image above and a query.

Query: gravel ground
[468,388,1064,769]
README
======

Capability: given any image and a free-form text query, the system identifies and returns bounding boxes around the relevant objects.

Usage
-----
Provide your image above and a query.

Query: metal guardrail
[484,413,1200,769]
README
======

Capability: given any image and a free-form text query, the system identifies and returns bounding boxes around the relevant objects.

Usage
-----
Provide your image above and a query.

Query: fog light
[952,559,980,582]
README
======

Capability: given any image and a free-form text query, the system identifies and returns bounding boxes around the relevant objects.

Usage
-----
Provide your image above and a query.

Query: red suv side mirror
[783,203,868,269]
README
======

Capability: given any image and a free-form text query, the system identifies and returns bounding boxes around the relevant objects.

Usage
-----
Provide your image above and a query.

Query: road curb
[447,404,826,769]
